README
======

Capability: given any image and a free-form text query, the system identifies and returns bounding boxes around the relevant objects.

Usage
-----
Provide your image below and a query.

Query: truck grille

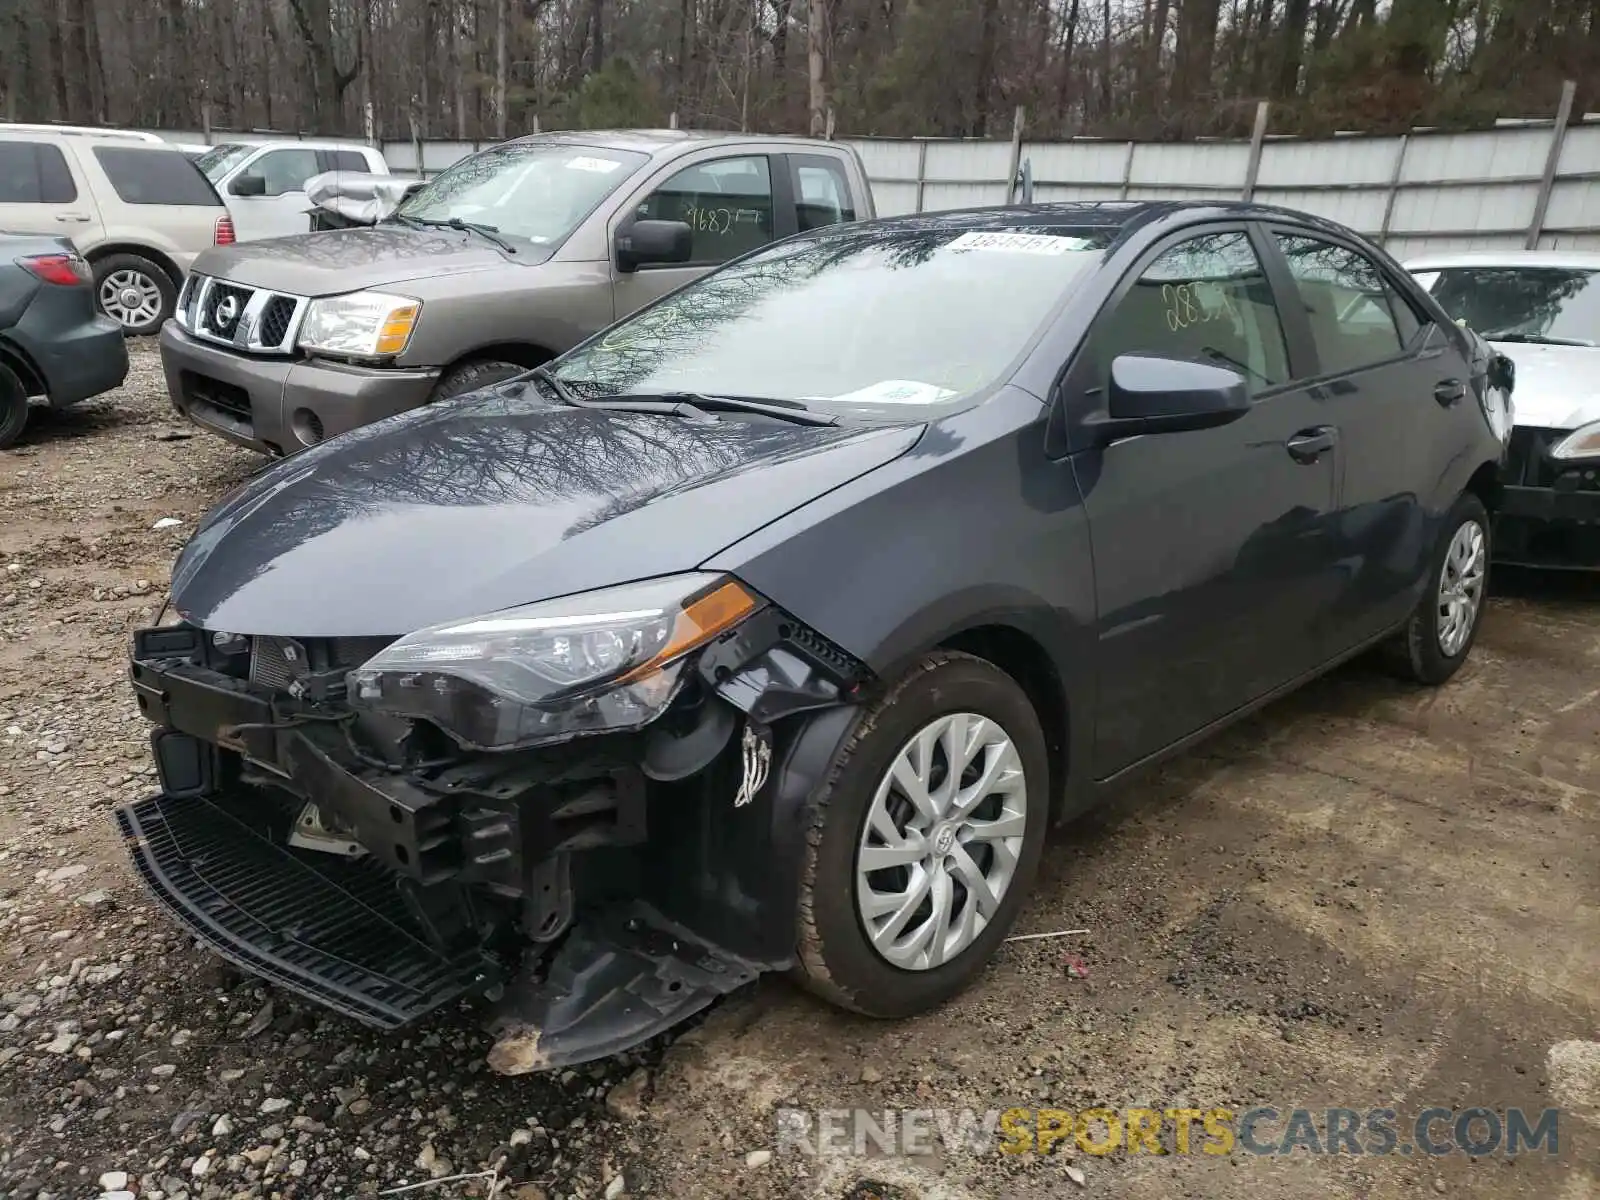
[180,274,307,355]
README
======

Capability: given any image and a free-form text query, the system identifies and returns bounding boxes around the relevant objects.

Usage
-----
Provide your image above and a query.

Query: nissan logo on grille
[215,294,240,326]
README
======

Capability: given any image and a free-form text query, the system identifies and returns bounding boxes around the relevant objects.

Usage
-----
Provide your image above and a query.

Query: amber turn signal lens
[618,578,760,682]
[374,304,421,356]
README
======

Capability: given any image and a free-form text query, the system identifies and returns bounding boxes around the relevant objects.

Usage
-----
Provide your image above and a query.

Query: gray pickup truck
[159,129,875,455]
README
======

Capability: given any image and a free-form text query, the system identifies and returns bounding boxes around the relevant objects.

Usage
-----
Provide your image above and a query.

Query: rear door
[785,152,860,233]
[83,144,224,265]
[1261,227,1461,653]
[1063,224,1344,777]
[609,151,791,319]
[0,140,97,242]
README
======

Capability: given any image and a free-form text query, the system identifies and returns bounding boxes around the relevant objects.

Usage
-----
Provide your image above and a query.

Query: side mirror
[615,219,693,273]
[1488,350,1515,395]
[231,172,267,197]
[1089,353,1251,443]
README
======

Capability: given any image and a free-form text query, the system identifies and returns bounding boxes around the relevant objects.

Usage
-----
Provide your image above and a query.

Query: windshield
[1415,265,1600,346]
[396,142,649,245]
[553,225,1116,416]
[195,143,252,182]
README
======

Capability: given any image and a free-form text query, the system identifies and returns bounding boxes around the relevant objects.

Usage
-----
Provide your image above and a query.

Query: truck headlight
[347,574,762,750]
[1551,419,1600,461]
[298,291,420,359]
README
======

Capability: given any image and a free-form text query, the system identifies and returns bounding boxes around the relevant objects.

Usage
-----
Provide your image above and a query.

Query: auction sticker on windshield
[567,156,625,173]
[947,231,1080,255]
[823,380,960,405]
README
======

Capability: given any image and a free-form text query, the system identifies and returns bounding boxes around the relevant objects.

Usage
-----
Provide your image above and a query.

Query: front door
[610,153,784,320]
[226,147,323,241]
[1065,226,1343,777]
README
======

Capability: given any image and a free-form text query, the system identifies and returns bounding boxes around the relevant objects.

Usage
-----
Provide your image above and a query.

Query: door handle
[1434,378,1466,406]
[54,213,92,223]
[1285,426,1337,463]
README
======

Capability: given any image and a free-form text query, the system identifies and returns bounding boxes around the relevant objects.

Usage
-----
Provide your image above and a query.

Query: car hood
[1491,341,1600,429]
[188,226,545,295]
[171,385,923,637]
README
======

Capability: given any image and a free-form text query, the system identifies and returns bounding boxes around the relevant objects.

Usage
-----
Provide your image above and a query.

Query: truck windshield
[552,225,1116,417]
[195,143,253,183]
[397,143,649,246]
[1417,265,1600,347]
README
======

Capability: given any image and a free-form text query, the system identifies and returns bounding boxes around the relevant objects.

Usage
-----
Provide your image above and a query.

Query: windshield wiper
[541,384,839,426]
[1478,330,1594,348]
[409,215,518,255]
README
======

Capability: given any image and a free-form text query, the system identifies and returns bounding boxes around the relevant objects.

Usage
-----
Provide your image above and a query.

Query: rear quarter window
[327,150,370,173]
[0,141,77,204]
[91,146,223,206]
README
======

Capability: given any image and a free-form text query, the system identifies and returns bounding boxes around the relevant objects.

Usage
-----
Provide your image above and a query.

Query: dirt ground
[0,341,1596,1200]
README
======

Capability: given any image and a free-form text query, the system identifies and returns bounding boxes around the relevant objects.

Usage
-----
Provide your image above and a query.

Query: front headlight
[347,574,762,750]
[1551,419,1600,461]
[298,290,421,359]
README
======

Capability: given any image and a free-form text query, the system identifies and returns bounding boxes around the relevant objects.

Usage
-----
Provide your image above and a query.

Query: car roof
[1403,249,1600,270]
[499,128,851,157]
[793,199,1365,242]
[0,124,166,144]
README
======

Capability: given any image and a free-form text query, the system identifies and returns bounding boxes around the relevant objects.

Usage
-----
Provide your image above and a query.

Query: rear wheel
[430,359,529,403]
[1385,493,1490,685]
[0,362,27,449]
[791,652,1050,1017]
[93,253,176,336]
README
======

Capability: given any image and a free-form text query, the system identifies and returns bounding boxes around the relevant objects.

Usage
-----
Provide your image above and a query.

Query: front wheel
[0,362,28,449]
[1385,493,1490,685]
[791,652,1050,1018]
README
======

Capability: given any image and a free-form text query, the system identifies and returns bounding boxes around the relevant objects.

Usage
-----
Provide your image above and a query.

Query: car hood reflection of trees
[170,385,924,638]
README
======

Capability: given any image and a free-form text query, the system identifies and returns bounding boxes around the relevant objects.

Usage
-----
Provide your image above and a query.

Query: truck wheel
[0,363,28,449]
[93,253,176,337]
[791,652,1049,1018]
[1385,492,1490,685]
[431,360,529,403]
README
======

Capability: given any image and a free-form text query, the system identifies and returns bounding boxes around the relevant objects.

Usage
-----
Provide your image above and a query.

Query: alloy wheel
[98,269,164,328]
[1437,518,1486,657]
[855,712,1028,971]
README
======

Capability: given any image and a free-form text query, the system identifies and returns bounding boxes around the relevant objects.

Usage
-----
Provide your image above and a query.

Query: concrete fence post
[1242,100,1270,201]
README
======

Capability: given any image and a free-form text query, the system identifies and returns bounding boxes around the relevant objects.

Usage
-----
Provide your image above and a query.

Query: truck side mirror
[615,220,693,273]
[231,172,267,197]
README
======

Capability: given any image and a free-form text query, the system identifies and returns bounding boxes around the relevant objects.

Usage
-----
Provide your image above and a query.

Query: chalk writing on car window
[684,205,735,234]
[1162,280,1239,332]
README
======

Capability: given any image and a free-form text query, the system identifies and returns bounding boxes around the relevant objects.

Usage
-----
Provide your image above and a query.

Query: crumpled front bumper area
[117,789,497,1028]
[1496,425,1600,568]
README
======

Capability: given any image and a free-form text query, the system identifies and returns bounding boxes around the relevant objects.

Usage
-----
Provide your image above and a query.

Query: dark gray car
[0,233,129,447]
[159,130,873,456]
[120,202,1509,1072]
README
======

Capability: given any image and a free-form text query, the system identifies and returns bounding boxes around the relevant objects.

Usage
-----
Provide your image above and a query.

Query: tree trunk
[1172,0,1220,109]
[1276,0,1310,97]
[1055,0,1080,124]
[495,0,508,136]
[974,0,998,134]
[1143,0,1172,111]
[807,0,827,135]
[1099,0,1112,118]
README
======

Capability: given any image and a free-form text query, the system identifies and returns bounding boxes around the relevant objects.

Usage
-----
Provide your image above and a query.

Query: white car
[1408,251,1600,568]
[191,140,389,242]
[0,126,234,335]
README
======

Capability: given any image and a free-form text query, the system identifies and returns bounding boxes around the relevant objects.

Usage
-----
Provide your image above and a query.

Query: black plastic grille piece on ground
[116,791,497,1029]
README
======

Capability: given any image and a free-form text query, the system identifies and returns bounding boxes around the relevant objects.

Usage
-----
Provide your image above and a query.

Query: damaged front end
[117,574,869,1070]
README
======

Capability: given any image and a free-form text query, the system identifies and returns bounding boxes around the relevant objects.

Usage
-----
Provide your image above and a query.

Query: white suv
[0,127,233,335]
[190,140,389,242]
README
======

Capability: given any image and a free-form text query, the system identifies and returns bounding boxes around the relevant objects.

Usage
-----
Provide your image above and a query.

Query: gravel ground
[1,342,1596,1200]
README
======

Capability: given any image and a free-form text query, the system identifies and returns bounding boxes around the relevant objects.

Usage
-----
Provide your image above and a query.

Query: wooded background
[1,0,1597,145]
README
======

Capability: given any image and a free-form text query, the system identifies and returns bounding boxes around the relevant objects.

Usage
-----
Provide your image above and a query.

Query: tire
[1384,493,1490,685]
[430,359,529,403]
[92,253,177,337]
[0,362,27,449]
[792,651,1051,1018]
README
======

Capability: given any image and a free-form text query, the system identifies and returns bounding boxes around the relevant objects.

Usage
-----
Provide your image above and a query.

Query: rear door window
[0,142,77,203]
[789,155,856,232]
[1273,233,1411,375]
[92,147,222,206]
[326,150,370,173]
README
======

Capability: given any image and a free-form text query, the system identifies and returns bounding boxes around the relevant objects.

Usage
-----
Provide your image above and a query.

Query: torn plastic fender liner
[485,901,761,1073]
